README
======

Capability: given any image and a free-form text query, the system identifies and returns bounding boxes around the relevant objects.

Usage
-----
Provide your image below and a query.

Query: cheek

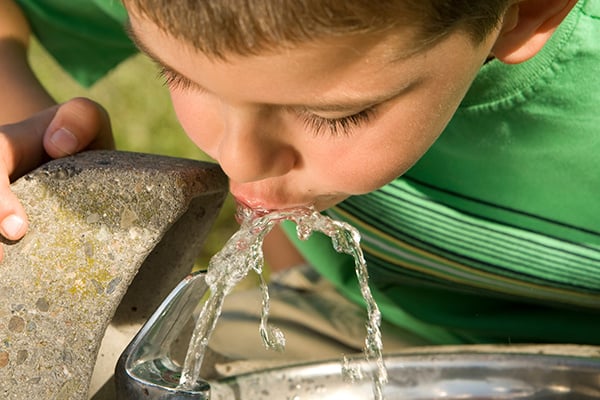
[318,89,464,195]
[170,92,221,157]
[303,135,413,197]
[325,117,442,194]
[376,82,470,174]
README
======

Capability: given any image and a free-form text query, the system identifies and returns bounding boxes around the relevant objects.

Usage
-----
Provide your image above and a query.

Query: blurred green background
[28,39,239,268]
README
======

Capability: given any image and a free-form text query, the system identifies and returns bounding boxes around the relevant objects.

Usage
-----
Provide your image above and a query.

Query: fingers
[0,155,28,262]
[0,97,114,258]
[5,97,114,179]
[0,154,27,243]
[43,97,114,158]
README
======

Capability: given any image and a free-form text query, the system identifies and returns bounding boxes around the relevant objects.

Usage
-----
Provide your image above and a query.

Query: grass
[28,40,239,268]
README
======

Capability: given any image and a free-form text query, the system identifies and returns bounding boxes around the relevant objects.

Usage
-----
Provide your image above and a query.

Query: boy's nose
[216,110,297,183]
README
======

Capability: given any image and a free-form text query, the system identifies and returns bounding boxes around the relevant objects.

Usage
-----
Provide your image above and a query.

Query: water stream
[177,205,387,398]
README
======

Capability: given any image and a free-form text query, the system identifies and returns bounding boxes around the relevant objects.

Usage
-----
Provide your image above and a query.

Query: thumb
[0,156,27,243]
[43,97,115,158]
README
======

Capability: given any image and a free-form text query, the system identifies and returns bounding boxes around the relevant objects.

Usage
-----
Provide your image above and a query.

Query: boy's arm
[0,0,115,260]
[0,0,56,123]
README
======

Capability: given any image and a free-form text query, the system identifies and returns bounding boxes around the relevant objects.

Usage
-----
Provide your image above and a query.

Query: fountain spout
[115,270,213,399]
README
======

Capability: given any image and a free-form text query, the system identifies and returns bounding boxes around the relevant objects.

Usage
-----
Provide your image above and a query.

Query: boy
[1,0,598,349]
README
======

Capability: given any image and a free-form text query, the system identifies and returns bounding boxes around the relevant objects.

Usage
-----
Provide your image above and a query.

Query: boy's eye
[299,107,376,137]
[158,66,194,90]
[157,64,376,136]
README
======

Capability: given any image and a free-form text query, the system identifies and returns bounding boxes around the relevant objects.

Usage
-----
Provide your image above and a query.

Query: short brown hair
[123,0,510,58]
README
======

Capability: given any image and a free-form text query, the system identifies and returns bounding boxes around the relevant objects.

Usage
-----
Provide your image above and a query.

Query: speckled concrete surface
[0,151,227,400]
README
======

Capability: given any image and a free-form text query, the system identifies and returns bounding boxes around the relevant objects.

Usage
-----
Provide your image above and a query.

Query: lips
[230,181,346,212]
[230,184,310,211]
[230,178,323,209]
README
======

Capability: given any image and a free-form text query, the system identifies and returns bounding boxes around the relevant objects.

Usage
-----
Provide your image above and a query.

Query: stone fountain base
[0,151,228,400]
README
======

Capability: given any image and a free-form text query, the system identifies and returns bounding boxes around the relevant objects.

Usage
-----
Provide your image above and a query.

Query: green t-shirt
[284,0,600,345]
[15,0,137,87]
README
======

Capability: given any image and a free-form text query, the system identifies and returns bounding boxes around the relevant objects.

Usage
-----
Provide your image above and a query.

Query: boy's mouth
[229,180,348,212]
[229,181,305,211]
[231,190,344,215]
[232,193,312,213]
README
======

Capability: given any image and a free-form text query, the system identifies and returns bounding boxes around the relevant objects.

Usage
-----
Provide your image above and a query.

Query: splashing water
[178,205,387,398]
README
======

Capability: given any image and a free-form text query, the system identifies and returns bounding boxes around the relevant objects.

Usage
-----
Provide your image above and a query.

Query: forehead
[126,10,478,108]
[127,10,425,61]
[122,0,432,57]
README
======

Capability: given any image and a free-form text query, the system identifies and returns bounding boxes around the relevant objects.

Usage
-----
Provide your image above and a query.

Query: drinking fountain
[0,150,228,399]
[2,150,600,400]
[114,264,600,399]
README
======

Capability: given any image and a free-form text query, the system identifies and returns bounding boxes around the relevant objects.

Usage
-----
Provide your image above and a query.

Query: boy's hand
[0,97,114,260]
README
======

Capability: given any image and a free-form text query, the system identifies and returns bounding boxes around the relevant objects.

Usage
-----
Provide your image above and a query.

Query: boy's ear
[491,0,578,64]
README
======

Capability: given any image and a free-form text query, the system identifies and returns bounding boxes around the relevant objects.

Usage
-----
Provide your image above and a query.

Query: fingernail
[1,215,25,239]
[50,127,78,155]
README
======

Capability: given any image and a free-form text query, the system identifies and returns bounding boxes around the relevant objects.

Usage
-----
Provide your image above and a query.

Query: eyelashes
[158,66,194,90]
[158,65,377,137]
[299,107,376,137]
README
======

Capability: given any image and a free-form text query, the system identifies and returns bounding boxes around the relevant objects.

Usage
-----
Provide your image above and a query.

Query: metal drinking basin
[115,271,600,399]
[209,351,600,399]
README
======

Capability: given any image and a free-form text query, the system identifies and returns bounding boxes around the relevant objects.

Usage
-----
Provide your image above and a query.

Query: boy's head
[124,0,577,211]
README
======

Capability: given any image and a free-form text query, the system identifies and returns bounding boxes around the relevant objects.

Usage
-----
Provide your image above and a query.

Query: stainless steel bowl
[210,351,600,399]
[115,270,600,399]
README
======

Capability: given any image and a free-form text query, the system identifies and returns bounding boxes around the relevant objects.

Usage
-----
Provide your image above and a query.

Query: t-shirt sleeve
[15,0,138,87]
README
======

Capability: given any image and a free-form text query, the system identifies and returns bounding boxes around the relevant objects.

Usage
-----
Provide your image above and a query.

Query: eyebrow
[125,20,412,114]
[293,76,418,114]
[302,91,403,113]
